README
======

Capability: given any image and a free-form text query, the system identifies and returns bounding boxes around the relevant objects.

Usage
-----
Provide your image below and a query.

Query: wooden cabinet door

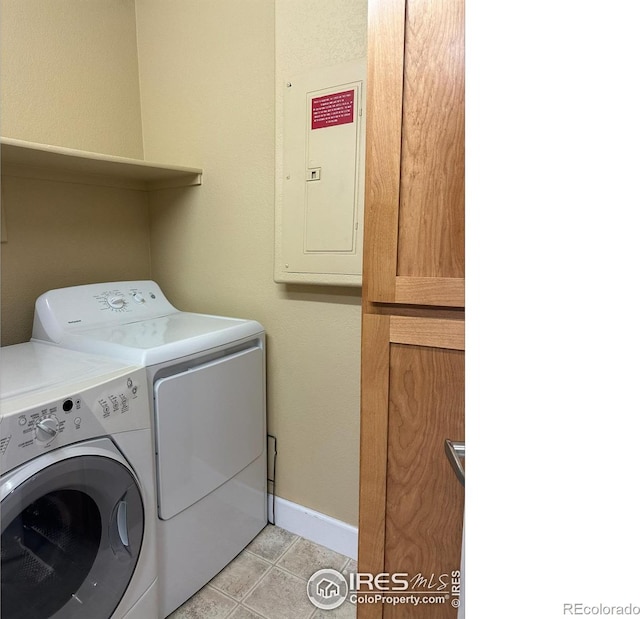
[363,0,465,308]
[385,339,464,618]
[358,0,465,616]
[358,315,464,619]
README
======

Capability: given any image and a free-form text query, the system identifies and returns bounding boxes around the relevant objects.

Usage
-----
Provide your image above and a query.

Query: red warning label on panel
[311,89,355,130]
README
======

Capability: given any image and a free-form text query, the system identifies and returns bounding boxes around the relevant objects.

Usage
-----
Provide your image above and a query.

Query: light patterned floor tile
[172,527,354,619]
[168,585,237,619]
[312,599,357,619]
[246,525,299,563]
[243,566,315,619]
[342,558,357,578]
[277,537,350,581]
[210,551,271,601]
[227,605,268,619]
[341,558,358,597]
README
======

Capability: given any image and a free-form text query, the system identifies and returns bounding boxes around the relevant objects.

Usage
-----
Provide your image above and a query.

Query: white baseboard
[268,494,358,560]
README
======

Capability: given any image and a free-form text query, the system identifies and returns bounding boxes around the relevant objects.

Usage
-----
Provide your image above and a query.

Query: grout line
[221,600,240,619]
[307,602,318,619]
[265,562,309,583]
[240,563,276,601]
[207,558,275,604]
[248,526,300,565]
[234,602,271,619]
[273,536,353,578]
[244,548,273,564]
[241,565,317,619]
[271,533,301,563]
[207,588,238,619]
[240,566,276,618]
[169,583,238,618]
[244,542,293,567]
[275,536,301,563]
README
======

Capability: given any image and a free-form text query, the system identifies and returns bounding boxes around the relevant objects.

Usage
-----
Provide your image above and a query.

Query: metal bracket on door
[445,439,465,487]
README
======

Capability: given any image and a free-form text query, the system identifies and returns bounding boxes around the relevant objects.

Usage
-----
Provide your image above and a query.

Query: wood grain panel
[395,276,465,307]
[384,344,465,619]
[397,0,465,281]
[358,314,391,619]
[359,2,466,617]
[362,0,406,306]
[364,306,463,320]
[390,316,464,349]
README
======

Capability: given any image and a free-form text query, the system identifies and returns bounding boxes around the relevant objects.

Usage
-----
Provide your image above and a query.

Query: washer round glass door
[1,452,144,619]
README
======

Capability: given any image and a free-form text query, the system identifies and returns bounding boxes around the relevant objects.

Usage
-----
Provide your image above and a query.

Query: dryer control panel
[0,367,149,475]
[32,280,177,341]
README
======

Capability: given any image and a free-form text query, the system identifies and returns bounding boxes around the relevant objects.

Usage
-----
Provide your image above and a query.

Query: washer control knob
[35,417,59,443]
[132,292,145,304]
[107,295,126,310]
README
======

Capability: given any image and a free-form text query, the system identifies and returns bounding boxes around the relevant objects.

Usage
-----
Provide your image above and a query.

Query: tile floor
[168,525,357,619]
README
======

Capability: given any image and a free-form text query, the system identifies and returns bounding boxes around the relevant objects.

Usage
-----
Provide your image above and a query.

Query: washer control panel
[0,368,149,475]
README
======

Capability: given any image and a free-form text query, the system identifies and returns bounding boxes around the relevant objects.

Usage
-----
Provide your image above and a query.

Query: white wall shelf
[0,137,202,191]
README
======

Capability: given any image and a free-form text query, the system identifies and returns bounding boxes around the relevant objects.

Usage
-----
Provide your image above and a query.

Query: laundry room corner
[1,0,366,577]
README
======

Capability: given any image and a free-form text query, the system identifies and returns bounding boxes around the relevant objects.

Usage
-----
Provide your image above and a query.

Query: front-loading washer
[0,342,158,619]
[32,280,267,618]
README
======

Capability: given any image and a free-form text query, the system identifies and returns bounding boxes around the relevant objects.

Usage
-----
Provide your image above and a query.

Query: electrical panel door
[276,58,366,286]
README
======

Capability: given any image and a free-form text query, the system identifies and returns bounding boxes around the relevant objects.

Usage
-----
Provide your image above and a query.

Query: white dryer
[32,281,267,618]
[0,343,157,619]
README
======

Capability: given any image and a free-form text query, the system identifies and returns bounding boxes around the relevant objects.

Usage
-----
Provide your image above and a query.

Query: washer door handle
[116,500,129,547]
[109,496,130,552]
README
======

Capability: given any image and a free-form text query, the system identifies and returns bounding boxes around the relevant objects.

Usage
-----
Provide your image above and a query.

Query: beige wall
[274,0,367,525]
[0,178,151,344]
[0,0,150,345]
[137,0,366,525]
[0,0,143,157]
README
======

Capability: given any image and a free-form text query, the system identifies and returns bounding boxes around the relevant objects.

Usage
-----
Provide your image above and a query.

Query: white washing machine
[0,342,158,619]
[32,280,268,618]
